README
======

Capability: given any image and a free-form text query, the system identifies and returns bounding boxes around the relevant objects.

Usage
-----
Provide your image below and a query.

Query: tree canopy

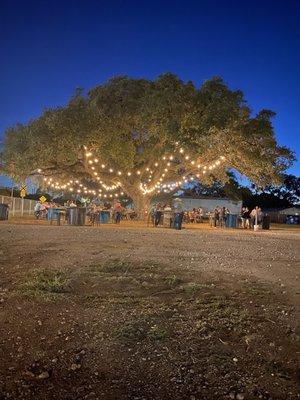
[0,73,295,211]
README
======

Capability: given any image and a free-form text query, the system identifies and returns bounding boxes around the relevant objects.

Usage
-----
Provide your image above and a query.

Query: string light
[43,145,227,198]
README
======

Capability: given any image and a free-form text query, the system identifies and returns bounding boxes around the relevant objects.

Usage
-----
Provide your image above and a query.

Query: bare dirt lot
[0,222,299,400]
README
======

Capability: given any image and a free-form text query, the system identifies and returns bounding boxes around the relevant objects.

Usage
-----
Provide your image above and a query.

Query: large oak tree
[1,74,294,214]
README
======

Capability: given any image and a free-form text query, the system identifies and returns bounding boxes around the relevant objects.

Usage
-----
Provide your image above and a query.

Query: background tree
[1,74,295,215]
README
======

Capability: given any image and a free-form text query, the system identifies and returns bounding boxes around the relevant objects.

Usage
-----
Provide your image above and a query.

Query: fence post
[12,197,15,216]
[29,200,32,215]
[21,198,24,216]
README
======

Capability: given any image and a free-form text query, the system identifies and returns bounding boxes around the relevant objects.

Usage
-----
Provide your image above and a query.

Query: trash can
[67,207,86,226]
[173,212,183,230]
[77,208,86,226]
[0,204,9,220]
[262,215,270,230]
[99,210,110,224]
[225,214,238,228]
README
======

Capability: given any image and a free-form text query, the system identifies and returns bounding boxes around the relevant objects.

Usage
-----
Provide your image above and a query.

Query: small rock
[70,363,81,371]
[236,394,245,400]
[38,371,50,380]
[233,357,238,362]
[229,393,235,399]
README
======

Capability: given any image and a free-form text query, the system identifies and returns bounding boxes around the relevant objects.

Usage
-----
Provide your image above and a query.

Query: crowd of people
[33,197,266,230]
[86,201,131,225]
[240,206,263,229]
[208,206,231,228]
[149,200,185,229]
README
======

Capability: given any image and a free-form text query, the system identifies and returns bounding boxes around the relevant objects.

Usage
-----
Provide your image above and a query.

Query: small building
[173,196,242,214]
[279,207,300,216]
[152,195,242,214]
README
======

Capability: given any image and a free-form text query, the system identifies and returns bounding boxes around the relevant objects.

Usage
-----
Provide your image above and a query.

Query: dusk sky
[1,0,299,186]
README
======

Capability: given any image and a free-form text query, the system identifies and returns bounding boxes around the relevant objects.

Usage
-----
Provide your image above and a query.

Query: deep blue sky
[0,0,299,187]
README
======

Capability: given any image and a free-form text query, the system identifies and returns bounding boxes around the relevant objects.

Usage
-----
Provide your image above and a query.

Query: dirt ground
[0,222,299,400]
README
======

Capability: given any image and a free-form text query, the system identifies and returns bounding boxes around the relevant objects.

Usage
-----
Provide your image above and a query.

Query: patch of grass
[165,275,183,287]
[92,259,133,274]
[21,269,70,299]
[195,296,251,332]
[117,322,148,341]
[148,325,167,341]
[117,321,167,342]
[183,282,201,295]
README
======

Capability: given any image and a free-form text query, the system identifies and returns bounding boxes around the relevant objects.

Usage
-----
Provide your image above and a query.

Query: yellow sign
[20,185,26,198]
[39,196,47,203]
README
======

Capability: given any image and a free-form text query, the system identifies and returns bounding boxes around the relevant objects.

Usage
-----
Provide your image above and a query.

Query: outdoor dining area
[33,199,138,226]
[0,196,271,231]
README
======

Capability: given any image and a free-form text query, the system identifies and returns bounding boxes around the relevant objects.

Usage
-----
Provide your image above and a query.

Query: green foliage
[183,282,201,295]
[22,269,70,299]
[165,275,182,287]
[1,74,294,207]
[94,260,133,274]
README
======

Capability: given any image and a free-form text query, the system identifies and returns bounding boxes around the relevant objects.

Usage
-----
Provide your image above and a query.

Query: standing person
[154,203,162,226]
[219,206,226,228]
[173,199,184,230]
[113,201,123,224]
[213,207,220,227]
[250,206,263,228]
[198,207,203,223]
[34,201,42,219]
[242,207,251,229]
[148,203,156,226]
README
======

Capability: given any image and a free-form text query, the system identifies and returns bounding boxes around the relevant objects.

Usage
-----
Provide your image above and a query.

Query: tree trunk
[126,191,151,220]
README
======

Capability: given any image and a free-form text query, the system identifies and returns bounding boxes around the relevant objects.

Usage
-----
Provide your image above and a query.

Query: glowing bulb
[137,170,141,175]
[109,168,113,173]
[101,164,105,168]
[118,171,122,175]
[127,172,131,176]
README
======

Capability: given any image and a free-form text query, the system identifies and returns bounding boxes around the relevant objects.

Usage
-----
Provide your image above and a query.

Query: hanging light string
[38,143,227,198]
[83,146,226,192]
